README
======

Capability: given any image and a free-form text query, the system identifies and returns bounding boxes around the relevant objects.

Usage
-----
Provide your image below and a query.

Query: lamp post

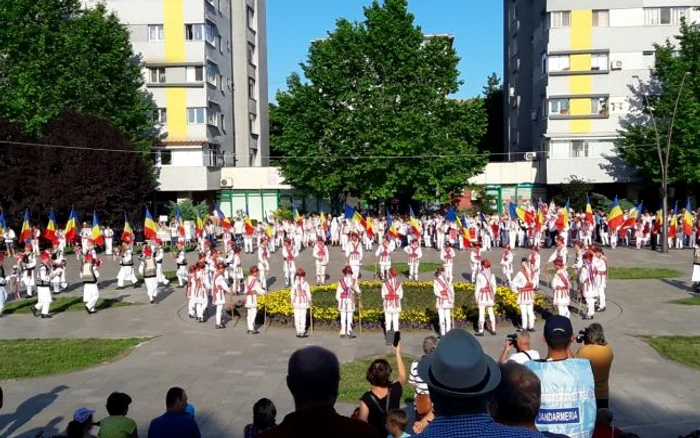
[631,71,690,253]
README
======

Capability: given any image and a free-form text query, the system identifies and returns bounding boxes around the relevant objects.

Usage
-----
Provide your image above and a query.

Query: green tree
[167,200,210,222]
[552,176,592,212]
[272,0,487,208]
[618,19,700,184]
[480,73,504,161]
[0,0,157,152]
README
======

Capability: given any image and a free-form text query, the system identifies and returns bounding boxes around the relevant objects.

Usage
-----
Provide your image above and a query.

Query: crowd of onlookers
[25,316,642,438]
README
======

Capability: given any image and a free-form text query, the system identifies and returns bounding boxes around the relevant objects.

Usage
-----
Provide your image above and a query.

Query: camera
[576,328,590,344]
[506,333,518,345]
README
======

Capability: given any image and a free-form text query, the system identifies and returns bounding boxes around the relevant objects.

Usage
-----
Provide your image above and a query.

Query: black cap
[544,315,573,342]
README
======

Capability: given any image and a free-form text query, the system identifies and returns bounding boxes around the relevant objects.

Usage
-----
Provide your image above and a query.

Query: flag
[122,213,134,242]
[460,216,472,248]
[409,206,421,238]
[386,209,399,240]
[19,210,31,243]
[90,211,104,246]
[445,207,457,223]
[195,206,205,237]
[0,212,6,236]
[683,199,694,236]
[555,200,570,232]
[479,210,487,224]
[293,203,302,225]
[320,212,329,234]
[176,206,186,237]
[345,204,364,224]
[263,214,273,238]
[65,208,78,243]
[669,202,679,237]
[215,205,232,231]
[623,202,643,229]
[43,211,58,245]
[585,196,594,224]
[144,208,158,240]
[364,214,375,239]
[535,202,544,232]
[656,205,663,226]
[509,203,534,224]
[243,206,254,235]
[607,196,624,230]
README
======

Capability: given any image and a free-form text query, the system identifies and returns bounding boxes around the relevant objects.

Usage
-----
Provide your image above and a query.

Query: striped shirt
[409,359,429,395]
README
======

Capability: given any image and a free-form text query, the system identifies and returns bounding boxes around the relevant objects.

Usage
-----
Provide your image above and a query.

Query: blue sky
[266,0,503,101]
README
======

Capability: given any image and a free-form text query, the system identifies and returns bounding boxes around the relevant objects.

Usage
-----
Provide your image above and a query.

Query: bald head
[492,362,541,426]
[286,346,340,408]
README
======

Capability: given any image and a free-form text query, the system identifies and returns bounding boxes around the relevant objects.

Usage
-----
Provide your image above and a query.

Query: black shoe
[41,314,53,319]
[253,330,260,334]
[475,331,484,337]
[247,330,255,334]
[347,334,356,339]
[89,309,97,314]
[517,327,525,332]
[582,315,594,320]
[340,334,346,339]
[296,334,301,338]
[599,307,606,312]
[215,324,225,329]
[84,307,91,314]
[198,318,206,323]
[489,330,497,336]
[188,314,195,319]
[301,333,308,338]
[527,328,536,332]
[31,306,39,317]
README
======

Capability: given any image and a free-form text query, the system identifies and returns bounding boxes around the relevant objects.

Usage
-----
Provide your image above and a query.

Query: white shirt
[507,350,541,364]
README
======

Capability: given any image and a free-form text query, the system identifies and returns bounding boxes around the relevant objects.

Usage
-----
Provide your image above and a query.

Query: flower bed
[259,281,549,330]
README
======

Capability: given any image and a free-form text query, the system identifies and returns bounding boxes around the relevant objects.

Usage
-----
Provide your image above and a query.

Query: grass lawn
[641,336,700,370]
[670,296,700,306]
[0,338,147,379]
[544,266,680,280]
[361,262,442,277]
[339,353,415,402]
[3,296,133,315]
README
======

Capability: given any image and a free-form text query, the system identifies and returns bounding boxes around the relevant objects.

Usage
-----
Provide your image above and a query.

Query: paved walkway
[0,244,699,437]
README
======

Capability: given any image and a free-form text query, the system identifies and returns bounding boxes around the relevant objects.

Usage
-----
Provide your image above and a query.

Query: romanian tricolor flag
[43,211,58,245]
[64,208,77,243]
[293,204,302,225]
[122,213,134,242]
[509,203,534,224]
[144,208,158,240]
[90,211,104,246]
[585,196,594,224]
[263,214,274,238]
[409,206,421,238]
[344,204,363,225]
[320,212,329,234]
[243,207,254,235]
[445,207,457,223]
[364,214,375,239]
[215,205,232,231]
[682,199,694,236]
[555,200,570,232]
[176,206,186,237]
[19,209,31,243]
[669,202,678,237]
[623,202,643,229]
[460,216,472,248]
[386,210,399,240]
[656,204,663,226]
[535,203,544,232]
[607,196,624,230]
[195,206,205,238]
[0,212,6,236]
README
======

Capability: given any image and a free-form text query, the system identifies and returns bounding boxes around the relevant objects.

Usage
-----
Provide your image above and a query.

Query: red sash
[340,279,352,299]
[473,249,481,261]
[213,274,224,298]
[351,243,360,257]
[435,277,450,301]
[556,272,570,291]
[385,279,400,306]
[317,245,326,257]
[520,267,534,291]
[246,278,257,295]
[294,282,308,304]
[285,245,294,261]
[409,249,418,260]
[443,249,453,261]
[529,254,536,265]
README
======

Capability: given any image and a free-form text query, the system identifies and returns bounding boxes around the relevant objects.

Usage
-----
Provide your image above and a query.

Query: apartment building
[504,0,700,186]
[82,0,269,206]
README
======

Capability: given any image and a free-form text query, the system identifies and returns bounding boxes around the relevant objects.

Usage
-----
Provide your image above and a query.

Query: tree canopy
[0,111,153,227]
[0,0,157,152]
[271,0,487,208]
[618,19,700,185]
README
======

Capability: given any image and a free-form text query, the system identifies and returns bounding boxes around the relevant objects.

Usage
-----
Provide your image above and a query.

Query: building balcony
[155,165,221,192]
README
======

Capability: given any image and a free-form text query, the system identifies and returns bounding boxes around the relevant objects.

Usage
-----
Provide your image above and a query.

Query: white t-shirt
[507,350,541,364]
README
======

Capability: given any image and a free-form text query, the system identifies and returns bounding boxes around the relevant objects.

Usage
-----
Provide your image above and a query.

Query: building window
[219,74,223,91]
[219,113,225,130]
[643,51,656,69]
[249,113,258,135]
[149,67,166,83]
[549,98,570,115]
[548,55,570,72]
[218,36,222,53]
[207,108,218,126]
[644,7,688,25]
[187,107,206,124]
[247,6,255,31]
[155,108,167,123]
[592,10,609,27]
[205,23,217,47]
[206,64,217,86]
[572,140,588,158]
[160,149,173,165]
[247,43,256,65]
[591,97,609,115]
[148,24,164,42]
[591,53,609,71]
[248,77,256,100]
[185,23,204,41]
[540,52,547,76]
[549,11,571,28]
[186,66,203,82]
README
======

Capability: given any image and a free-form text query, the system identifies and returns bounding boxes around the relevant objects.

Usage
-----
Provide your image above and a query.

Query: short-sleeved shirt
[148,411,201,438]
[361,381,403,437]
[409,359,429,395]
[97,415,137,438]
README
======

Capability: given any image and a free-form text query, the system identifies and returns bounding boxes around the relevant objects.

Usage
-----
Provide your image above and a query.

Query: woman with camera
[576,323,614,409]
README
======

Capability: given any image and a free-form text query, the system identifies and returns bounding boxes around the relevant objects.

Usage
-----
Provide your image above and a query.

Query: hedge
[258,281,549,330]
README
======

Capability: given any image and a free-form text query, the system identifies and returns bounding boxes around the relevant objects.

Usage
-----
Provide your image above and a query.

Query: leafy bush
[167,200,209,221]
[259,281,549,330]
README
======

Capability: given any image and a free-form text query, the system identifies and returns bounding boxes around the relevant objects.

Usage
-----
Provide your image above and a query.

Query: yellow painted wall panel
[569,9,592,134]
[166,88,187,140]
[164,0,185,63]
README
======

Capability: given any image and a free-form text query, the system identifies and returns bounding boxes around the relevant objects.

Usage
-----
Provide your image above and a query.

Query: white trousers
[340,310,353,335]
[284,261,296,286]
[177,266,187,287]
[470,264,479,283]
[519,304,535,329]
[188,298,196,317]
[195,301,206,318]
[316,263,327,283]
[436,234,444,250]
[247,306,257,331]
[384,312,400,332]
[532,271,540,289]
[105,239,113,255]
[145,277,158,300]
[83,283,99,311]
[557,305,570,318]
[478,306,496,333]
[597,288,606,309]
[244,237,254,253]
[156,263,167,284]
[215,304,224,326]
[117,266,137,287]
[379,263,391,278]
[350,264,360,280]
[258,263,268,288]
[443,264,453,283]
[22,275,34,296]
[586,296,596,317]
[35,286,52,315]
[294,308,307,334]
[408,262,419,280]
[438,308,451,335]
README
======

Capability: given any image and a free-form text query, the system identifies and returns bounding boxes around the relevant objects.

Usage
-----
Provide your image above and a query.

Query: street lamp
[632,71,690,253]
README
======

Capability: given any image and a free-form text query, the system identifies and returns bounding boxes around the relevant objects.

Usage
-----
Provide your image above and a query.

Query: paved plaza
[1,244,699,437]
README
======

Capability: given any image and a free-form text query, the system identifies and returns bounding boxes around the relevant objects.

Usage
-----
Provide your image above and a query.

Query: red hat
[85,253,94,262]
[317,236,324,241]
[24,243,32,250]
[553,257,564,267]
[296,268,306,277]
[556,236,564,243]
[583,251,594,260]
[216,262,227,270]
[474,242,481,248]
[249,266,260,275]
[155,239,162,245]
[481,259,491,269]
[40,252,50,262]
[389,267,398,277]
[143,247,152,256]
[351,232,359,238]
[234,246,242,254]
[342,265,353,275]
[204,241,211,247]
